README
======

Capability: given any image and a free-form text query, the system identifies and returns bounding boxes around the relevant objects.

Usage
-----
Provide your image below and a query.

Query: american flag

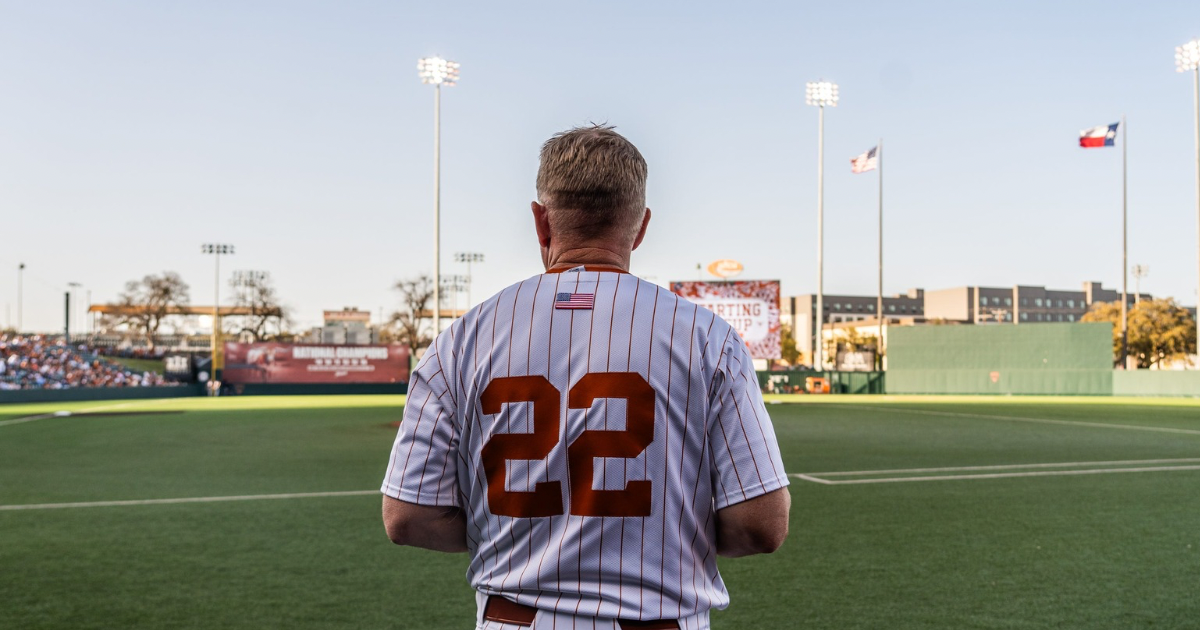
[850,146,878,173]
[554,292,595,310]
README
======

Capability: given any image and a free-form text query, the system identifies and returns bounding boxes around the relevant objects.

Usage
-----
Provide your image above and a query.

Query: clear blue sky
[2,0,1199,332]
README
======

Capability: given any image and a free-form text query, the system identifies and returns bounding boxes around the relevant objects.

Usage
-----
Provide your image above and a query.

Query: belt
[483,596,681,629]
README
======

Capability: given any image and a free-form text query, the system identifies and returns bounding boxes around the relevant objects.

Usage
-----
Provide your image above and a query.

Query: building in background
[781,289,925,364]
[780,281,1173,368]
[923,282,1147,324]
[306,308,377,345]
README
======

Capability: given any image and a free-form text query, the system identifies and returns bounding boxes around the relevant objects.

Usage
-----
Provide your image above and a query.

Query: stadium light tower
[440,274,468,317]
[1132,264,1149,304]
[455,251,484,308]
[66,282,82,343]
[806,80,838,370]
[419,56,460,337]
[201,244,234,374]
[16,262,24,333]
[1177,38,1200,360]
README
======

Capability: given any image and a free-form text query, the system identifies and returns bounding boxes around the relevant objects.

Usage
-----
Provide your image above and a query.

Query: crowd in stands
[0,334,175,390]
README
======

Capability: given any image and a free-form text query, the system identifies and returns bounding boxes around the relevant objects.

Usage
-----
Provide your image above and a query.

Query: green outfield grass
[105,356,166,375]
[2,395,1197,629]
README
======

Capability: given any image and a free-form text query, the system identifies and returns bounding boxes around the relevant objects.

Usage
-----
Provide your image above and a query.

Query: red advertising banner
[222,343,410,384]
[670,280,781,360]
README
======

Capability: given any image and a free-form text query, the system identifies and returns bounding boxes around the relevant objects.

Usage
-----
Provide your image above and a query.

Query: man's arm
[382,495,468,553]
[715,487,790,557]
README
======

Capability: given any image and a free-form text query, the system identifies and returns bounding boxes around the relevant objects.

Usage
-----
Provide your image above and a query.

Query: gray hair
[535,125,647,241]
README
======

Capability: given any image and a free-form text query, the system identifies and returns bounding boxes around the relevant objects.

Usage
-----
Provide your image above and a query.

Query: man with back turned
[382,124,790,629]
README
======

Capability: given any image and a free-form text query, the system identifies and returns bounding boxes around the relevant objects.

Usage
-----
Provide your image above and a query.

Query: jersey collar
[545,264,630,275]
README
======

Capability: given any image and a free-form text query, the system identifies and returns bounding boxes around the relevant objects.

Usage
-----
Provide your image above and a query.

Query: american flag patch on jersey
[555,292,594,309]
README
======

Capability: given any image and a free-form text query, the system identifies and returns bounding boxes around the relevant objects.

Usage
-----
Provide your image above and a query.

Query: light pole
[1177,38,1200,361]
[441,274,468,318]
[201,244,234,373]
[67,282,82,343]
[1132,264,1149,304]
[806,80,838,370]
[419,56,460,337]
[16,263,24,333]
[455,252,484,308]
[231,270,268,304]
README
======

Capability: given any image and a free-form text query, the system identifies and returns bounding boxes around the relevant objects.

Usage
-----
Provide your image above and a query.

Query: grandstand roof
[88,304,283,317]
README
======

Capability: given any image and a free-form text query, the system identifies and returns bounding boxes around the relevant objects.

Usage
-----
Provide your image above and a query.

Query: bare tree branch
[389,275,435,350]
[226,273,289,341]
[115,272,190,349]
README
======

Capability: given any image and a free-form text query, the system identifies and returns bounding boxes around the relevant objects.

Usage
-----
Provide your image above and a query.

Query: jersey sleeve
[380,333,461,507]
[707,332,790,510]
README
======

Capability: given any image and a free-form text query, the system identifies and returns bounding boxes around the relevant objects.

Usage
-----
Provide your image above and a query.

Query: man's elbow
[384,514,412,546]
[382,496,418,546]
[748,521,789,554]
[716,487,791,557]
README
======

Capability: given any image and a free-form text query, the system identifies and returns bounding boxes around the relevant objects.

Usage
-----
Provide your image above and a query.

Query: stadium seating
[0,334,176,390]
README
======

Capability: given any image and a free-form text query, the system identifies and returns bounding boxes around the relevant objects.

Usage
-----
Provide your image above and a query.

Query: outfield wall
[887,323,1113,395]
[1112,371,1200,397]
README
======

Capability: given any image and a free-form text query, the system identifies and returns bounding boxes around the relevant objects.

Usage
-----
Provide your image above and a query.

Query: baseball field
[2,395,1197,629]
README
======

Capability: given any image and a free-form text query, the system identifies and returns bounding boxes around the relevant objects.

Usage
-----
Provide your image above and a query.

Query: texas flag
[1079,122,1119,148]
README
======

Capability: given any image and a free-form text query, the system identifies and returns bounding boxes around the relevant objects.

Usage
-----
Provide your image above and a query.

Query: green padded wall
[1112,370,1200,397]
[886,323,1113,395]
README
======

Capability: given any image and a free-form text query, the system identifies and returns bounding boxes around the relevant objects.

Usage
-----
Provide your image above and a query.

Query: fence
[1112,370,1200,397]
[758,370,885,394]
[0,384,205,405]
[886,323,1113,395]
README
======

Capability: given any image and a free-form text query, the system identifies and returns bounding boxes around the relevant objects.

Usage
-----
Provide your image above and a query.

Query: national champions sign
[222,343,410,384]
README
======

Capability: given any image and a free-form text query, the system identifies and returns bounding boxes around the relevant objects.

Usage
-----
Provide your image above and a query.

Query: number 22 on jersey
[479,373,655,518]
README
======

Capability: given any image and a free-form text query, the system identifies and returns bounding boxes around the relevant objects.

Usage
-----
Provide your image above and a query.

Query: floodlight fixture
[201,243,235,255]
[455,251,485,308]
[418,57,460,86]
[805,81,839,108]
[232,270,268,285]
[1176,39,1200,72]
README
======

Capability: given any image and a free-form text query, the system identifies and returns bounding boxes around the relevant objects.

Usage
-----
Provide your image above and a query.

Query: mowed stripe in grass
[2,396,1199,629]
[1,495,475,630]
[0,397,405,506]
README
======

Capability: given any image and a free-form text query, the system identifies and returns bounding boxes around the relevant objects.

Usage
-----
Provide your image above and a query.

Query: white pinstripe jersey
[382,265,788,621]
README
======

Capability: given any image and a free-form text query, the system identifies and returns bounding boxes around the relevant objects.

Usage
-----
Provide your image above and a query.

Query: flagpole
[1121,115,1128,368]
[877,138,884,371]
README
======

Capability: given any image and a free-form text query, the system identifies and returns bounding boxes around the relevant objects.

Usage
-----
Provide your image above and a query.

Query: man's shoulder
[474,274,549,310]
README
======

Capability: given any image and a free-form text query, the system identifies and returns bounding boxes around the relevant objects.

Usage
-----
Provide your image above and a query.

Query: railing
[758,370,885,394]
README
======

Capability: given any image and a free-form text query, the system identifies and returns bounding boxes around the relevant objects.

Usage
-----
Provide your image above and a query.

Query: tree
[779,322,802,366]
[226,272,289,341]
[1082,299,1197,368]
[390,275,435,350]
[116,272,190,349]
